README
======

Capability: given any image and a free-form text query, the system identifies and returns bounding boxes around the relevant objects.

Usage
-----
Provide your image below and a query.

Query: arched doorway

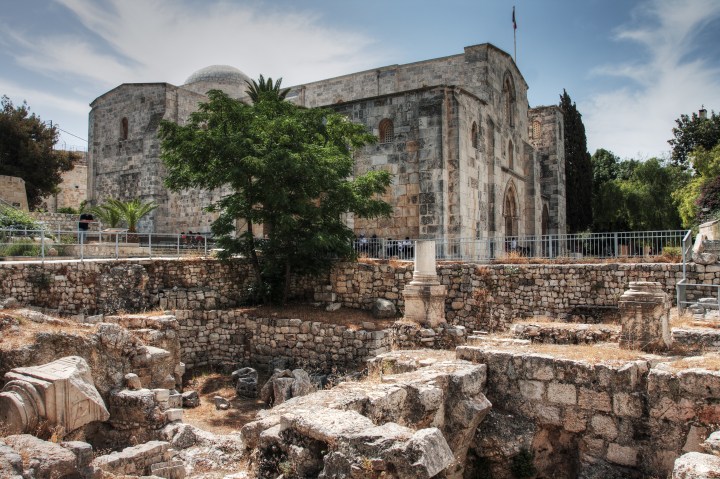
[503,182,518,252]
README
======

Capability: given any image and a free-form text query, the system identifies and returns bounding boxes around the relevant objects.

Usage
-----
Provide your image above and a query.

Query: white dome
[184,65,251,86]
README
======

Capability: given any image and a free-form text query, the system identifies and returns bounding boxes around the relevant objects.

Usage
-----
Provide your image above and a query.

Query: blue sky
[1,0,719,159]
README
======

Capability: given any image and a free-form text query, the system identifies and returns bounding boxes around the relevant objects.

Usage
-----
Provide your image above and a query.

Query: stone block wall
[0,259,717,329]
[174,309,391,371]
[456,346,720,478]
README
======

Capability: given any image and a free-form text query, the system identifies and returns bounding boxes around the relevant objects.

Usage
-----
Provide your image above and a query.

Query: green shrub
[0,205,41,230]
[0,239,40,257]
[57,206,79,215]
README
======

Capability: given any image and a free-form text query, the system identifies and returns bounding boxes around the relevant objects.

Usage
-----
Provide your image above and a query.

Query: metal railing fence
[0,227,689,263]
[355,230,688,262]
[0,228,214,261]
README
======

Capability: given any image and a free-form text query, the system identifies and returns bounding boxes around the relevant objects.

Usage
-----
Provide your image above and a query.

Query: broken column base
[402,282,448,328]
[618,281,672,352]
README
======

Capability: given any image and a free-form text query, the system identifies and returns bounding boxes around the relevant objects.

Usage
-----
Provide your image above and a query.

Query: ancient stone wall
[0,259,713,328]
[38,154,88,213]
[174,309,391,371]
[457,346,720,478]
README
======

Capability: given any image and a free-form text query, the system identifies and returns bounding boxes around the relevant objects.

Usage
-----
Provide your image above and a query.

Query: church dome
[184,65,251,86]
[183,65,251,99]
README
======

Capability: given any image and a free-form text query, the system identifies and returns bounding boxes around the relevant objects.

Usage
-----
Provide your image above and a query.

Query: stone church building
[88,43,566,245]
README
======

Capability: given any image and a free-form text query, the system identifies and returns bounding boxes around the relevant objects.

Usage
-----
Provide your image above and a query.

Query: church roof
[184,65,251,86]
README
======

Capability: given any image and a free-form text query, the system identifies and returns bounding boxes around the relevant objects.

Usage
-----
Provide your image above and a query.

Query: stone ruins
[87,43,567,242]
[1,245,720,478]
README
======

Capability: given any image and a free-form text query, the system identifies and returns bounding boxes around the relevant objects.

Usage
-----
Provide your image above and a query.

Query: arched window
[471,121,478,149]
[508,139,514,169]
[502,73,516,127]
[532,120,541,139]
[120,117,129,140]
[379,119,394,143]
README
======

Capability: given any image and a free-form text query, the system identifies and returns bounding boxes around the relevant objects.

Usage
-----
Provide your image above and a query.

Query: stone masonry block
[547,382,576,405]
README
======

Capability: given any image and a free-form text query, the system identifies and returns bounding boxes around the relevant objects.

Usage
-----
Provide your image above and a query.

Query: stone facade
[0,175,29,211]
[88,44,566,241]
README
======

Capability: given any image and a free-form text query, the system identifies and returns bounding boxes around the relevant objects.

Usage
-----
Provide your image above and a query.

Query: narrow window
[121,117,129,140]
[379,119,394,143]
[508,139,514,169]
[487,120,495,159]
[471,121,478,149]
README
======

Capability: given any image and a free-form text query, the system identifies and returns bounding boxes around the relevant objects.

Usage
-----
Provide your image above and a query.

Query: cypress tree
[559,90,593,232]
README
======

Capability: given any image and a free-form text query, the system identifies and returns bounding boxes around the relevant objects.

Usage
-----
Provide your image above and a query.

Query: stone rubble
[243,351,490,478]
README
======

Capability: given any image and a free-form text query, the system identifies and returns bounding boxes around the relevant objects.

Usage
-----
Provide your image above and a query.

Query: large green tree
[0,96,77,209]
[673,144,720,227]
[560,90,593,232]
[668,109,720,169]
[591,149,688,231]
[159,84,392,304]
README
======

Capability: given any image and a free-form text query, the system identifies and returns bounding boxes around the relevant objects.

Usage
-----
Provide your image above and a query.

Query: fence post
[149,233,153,259]
[614,232,619,258]
[41,226,45,263]
[204,235,208,257]
[177,234,180,257]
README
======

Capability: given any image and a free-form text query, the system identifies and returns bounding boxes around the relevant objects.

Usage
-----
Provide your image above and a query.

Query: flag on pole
[512,6,517,30]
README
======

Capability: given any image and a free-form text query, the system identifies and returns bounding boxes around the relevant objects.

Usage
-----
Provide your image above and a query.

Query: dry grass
[670,308,720,330]
[182,371,268,435]
[665,353,720,372]
[476,340,648,364]
[0,311,95,351]
[513,319,621,331]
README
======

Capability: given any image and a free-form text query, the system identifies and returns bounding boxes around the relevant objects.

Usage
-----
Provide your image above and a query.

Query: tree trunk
[282,261,291,306]
[246,220,265,302]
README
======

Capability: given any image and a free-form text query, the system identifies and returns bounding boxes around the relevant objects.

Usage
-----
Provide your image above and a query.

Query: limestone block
[0,356,109,435]
[618,282,672,351]
[125,373,142,390]
[3,434,78,479]
[702,430,720,455]
[547,382,577,405]
[672,451,720,479]
[0,441,24,479]
[606,443,637,467]
[372,298,397,318]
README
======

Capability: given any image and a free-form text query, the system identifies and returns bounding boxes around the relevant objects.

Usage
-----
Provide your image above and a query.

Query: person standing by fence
[78,212,94,244]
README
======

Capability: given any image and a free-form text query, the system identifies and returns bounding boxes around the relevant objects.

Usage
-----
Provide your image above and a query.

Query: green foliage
[57,206,79,215]
[0,96,78,209]
[591,151,688,231]
[672,144,720,228]
[0,204,40,229]
[106,198,158,233]
[669,110,720,169]
[560,90,593,232]
[91,198,157,232]
[510,449,536,479]
[0,239,40,257]
[159,79,392,304]
[245,74,291,104]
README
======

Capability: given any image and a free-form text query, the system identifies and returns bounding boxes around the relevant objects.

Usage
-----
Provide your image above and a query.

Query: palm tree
[90,201,123,228]
[107,198,158,233]
[245,74,291,104]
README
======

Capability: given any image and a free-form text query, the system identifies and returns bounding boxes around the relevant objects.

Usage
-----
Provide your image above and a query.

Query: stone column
[402,241,447,327]
[0,356,109,435]
[618,282,672,351]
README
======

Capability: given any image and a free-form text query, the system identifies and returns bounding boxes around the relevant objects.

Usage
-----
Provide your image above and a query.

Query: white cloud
[8,0,385,88]
[583,0,720,159]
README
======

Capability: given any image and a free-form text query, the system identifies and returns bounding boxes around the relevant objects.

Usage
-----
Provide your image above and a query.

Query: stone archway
[503,182,519,252]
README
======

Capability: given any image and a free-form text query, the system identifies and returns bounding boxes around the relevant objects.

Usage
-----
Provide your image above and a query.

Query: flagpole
[513,5,517,64]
